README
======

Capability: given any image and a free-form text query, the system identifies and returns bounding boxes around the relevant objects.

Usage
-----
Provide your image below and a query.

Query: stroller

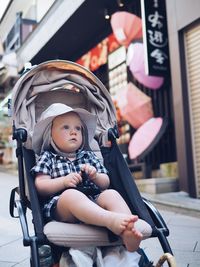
[9,60,176,267]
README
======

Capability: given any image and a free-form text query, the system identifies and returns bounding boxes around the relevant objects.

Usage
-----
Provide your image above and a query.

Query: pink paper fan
[128,117,164,159]
[111,12,143,47]
[114,82,154,129]
[127,43,164,90]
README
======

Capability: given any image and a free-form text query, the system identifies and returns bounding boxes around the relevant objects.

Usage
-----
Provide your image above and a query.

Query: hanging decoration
[110,11,143,47]
[128,117,166,160]
[127,42,164,89]
[114,82,154,129]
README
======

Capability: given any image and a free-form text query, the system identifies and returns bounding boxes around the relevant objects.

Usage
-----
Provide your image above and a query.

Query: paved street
[0,171,31,267]
[0,170,200,266]
[142,211,200,266]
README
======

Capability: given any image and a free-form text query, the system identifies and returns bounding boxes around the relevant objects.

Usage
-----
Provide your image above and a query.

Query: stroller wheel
[155,253,177,267]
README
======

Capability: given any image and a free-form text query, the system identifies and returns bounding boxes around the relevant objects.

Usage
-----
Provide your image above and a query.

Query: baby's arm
[35,172,82,196]
[81,164,110,190]
[92,172,110,190]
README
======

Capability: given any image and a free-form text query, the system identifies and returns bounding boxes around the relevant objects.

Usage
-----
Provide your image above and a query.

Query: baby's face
[52,112,83,153]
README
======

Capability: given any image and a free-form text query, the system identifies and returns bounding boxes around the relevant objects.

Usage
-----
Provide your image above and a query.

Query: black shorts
[43,187,101,222]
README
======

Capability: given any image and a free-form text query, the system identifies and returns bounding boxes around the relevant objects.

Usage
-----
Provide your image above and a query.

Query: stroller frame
[9,60,175,267]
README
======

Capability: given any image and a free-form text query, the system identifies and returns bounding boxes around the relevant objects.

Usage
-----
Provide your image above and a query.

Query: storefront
[0,53,18,165]
[74,30,177,182]
[166,0,200,197]
[70,1,177,183]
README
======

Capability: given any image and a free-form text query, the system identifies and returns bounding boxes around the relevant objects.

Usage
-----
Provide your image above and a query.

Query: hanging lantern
[128,117,167,160]
[114,82,154,129]
[127,42,164,90]
[110,11,143,47]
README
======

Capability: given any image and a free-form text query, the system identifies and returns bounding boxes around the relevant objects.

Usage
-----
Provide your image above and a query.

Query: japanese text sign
[141,0,170,76]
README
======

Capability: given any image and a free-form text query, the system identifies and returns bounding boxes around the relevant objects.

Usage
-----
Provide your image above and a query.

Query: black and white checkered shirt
[32,149,108,221]
[32,149,108,177]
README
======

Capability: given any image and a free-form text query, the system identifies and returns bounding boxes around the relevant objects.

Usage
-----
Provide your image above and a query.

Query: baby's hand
[64,172,82,188]
[81,164,97,181]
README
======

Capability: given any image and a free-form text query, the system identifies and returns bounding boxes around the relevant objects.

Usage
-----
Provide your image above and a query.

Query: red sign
[76,33,120,71]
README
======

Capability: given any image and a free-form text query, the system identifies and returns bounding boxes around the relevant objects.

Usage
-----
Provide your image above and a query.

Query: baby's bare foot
[121,221,143,252]
[107,213,138,235]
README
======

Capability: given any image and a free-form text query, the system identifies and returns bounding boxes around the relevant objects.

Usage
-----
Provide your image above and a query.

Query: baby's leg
[121,221,143,252]
[97,189,134,215]
[97,189,143,251]
[122,219,152,251]
[55,189,136,235]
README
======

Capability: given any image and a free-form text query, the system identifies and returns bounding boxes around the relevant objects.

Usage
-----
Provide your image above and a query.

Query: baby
[32,103,151,252]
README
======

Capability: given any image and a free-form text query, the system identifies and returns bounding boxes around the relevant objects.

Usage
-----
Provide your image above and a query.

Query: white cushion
[44,219,152,248]
[44,221,121,247]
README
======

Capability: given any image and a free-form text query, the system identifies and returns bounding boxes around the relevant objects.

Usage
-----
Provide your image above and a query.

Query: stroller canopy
[12,60,117,149]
